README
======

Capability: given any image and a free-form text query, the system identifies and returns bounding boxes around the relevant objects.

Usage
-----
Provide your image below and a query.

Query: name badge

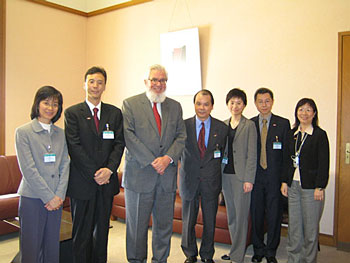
[273,141,282,150]
[214,150,221,159]
[44,153,56,163]
[103,131,114,139]
[222,157,228,164]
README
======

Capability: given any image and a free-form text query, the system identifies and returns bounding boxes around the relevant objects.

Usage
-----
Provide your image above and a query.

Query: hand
[151,156,171,175]
[281,183,288,197]
[45,196,63,211]
[94,168,112,185]
[243,182,253,193]
[314,188,324,201]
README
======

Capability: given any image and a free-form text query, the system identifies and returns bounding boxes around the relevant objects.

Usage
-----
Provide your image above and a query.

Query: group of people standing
[14,64,329,263]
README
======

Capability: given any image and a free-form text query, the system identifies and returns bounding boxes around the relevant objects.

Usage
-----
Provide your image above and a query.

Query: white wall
[85,0,350,235]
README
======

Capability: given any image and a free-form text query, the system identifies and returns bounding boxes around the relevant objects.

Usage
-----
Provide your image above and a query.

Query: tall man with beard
[122,64,186,263]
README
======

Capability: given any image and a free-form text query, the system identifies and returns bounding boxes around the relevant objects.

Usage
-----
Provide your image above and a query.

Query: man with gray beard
[122,64,186,263]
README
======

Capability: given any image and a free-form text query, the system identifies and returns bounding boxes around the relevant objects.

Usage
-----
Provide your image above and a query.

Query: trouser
[70,190,113,263]
[287,181,324,263]
[125,184,176,263]
[19,196,62,263]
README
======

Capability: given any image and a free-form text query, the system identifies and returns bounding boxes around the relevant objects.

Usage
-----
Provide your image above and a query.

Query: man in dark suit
[179,90,227,263]
[250,88,290,263]
[122,64,186,263]
[65,66,125,263]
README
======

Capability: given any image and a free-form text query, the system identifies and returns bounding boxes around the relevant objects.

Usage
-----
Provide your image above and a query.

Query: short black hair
[84,66,107,83]
[254,87,274,101]
[226,88,247,105]
[293,98,319,128]
[30,86,63,124]
[193,89,214,105]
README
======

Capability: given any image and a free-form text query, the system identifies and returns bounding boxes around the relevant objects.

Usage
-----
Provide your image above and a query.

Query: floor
[0,219,349,263]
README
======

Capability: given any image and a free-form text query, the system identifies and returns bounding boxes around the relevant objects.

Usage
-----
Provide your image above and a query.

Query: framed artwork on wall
[160,27,202,96]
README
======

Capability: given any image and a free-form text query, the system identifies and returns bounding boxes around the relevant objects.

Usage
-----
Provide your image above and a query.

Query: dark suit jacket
[251,114,290,183]
[282,126,329,189]
[122,93,186,193]
[179,116,228,201]
[64,101,125,200]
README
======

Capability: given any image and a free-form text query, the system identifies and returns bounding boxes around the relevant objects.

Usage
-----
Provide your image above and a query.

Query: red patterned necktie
[198,122,206,159]
[153,102,161,135]
[93,107,99,132]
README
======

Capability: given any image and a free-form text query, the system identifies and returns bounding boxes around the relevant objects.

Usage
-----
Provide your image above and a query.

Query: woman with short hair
[15,86,70,263]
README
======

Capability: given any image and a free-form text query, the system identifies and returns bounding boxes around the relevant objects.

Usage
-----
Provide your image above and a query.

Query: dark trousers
[19,196,62,263]
[181,190,218,260]
[70,189,113,263]
[251,168,282,257]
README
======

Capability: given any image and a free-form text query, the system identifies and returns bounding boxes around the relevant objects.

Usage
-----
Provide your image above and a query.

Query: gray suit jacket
[122,93,186,193]
[15,119,70,203]
[223,116,257,184]
[179,116,228,201]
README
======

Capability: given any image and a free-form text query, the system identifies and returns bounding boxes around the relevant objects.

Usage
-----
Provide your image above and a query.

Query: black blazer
[64,102,125,200]
[251,114,290,182]
[283,126,329,189]
[179,116,228,201]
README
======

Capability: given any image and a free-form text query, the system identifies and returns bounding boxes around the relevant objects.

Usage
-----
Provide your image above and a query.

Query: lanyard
[294,132,308,156]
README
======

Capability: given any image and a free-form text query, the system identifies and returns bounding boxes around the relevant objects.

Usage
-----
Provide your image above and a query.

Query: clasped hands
[45,195,63,211]
[151,155,171,175]
[94,167,112,185]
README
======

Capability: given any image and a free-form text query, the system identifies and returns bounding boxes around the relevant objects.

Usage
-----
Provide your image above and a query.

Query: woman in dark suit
[15,86,70,263]
[221,88,257,263]
[281,98,329,263]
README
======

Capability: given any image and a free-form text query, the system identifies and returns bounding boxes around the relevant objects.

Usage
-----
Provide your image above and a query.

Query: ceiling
[29,0,152,16]
[46,0,131,13]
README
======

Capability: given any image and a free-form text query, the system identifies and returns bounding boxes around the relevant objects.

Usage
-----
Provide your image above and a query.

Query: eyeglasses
[149,78,167,84]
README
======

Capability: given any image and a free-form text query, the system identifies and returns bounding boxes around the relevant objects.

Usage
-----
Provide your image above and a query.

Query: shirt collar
[85,99,101,115]
[196,115,211,129]
[259,113,272,123]
[294,125,314,136]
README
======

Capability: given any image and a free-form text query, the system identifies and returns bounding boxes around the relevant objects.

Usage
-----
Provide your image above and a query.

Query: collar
[294,125,314,136]
[196,115,211,129]
[85,99,101,114]
[259,113,272,123]
[31,118,56,133]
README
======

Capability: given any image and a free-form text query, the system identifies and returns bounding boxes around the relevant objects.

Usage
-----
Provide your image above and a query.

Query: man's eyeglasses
[149,78,167,84]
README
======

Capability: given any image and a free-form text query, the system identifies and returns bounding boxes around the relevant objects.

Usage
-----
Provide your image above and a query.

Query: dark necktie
[198,122,206,159]
[93,107,99,132]
[260,119,267,169]
[153,102,161,136]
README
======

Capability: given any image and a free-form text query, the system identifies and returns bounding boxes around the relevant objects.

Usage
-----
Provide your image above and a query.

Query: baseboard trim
[281,226,335,246]
[336,242,350,252]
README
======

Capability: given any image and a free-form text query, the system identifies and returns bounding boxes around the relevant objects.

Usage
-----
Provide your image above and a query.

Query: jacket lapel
[99,102,109,135]
[203,118,217,162]
[141,93,160,137]
[160,98,169,140]
[234,116,246,142]
[189,117,201,159]
[81,102,98,136]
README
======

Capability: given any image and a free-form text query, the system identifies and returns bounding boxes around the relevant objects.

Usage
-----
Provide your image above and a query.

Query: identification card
[273,141,282,150]
[222,157,228,164]
[292,155,299,168]
[214,150,221,158]
[103,131,114,139]
[44,153,56,163]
